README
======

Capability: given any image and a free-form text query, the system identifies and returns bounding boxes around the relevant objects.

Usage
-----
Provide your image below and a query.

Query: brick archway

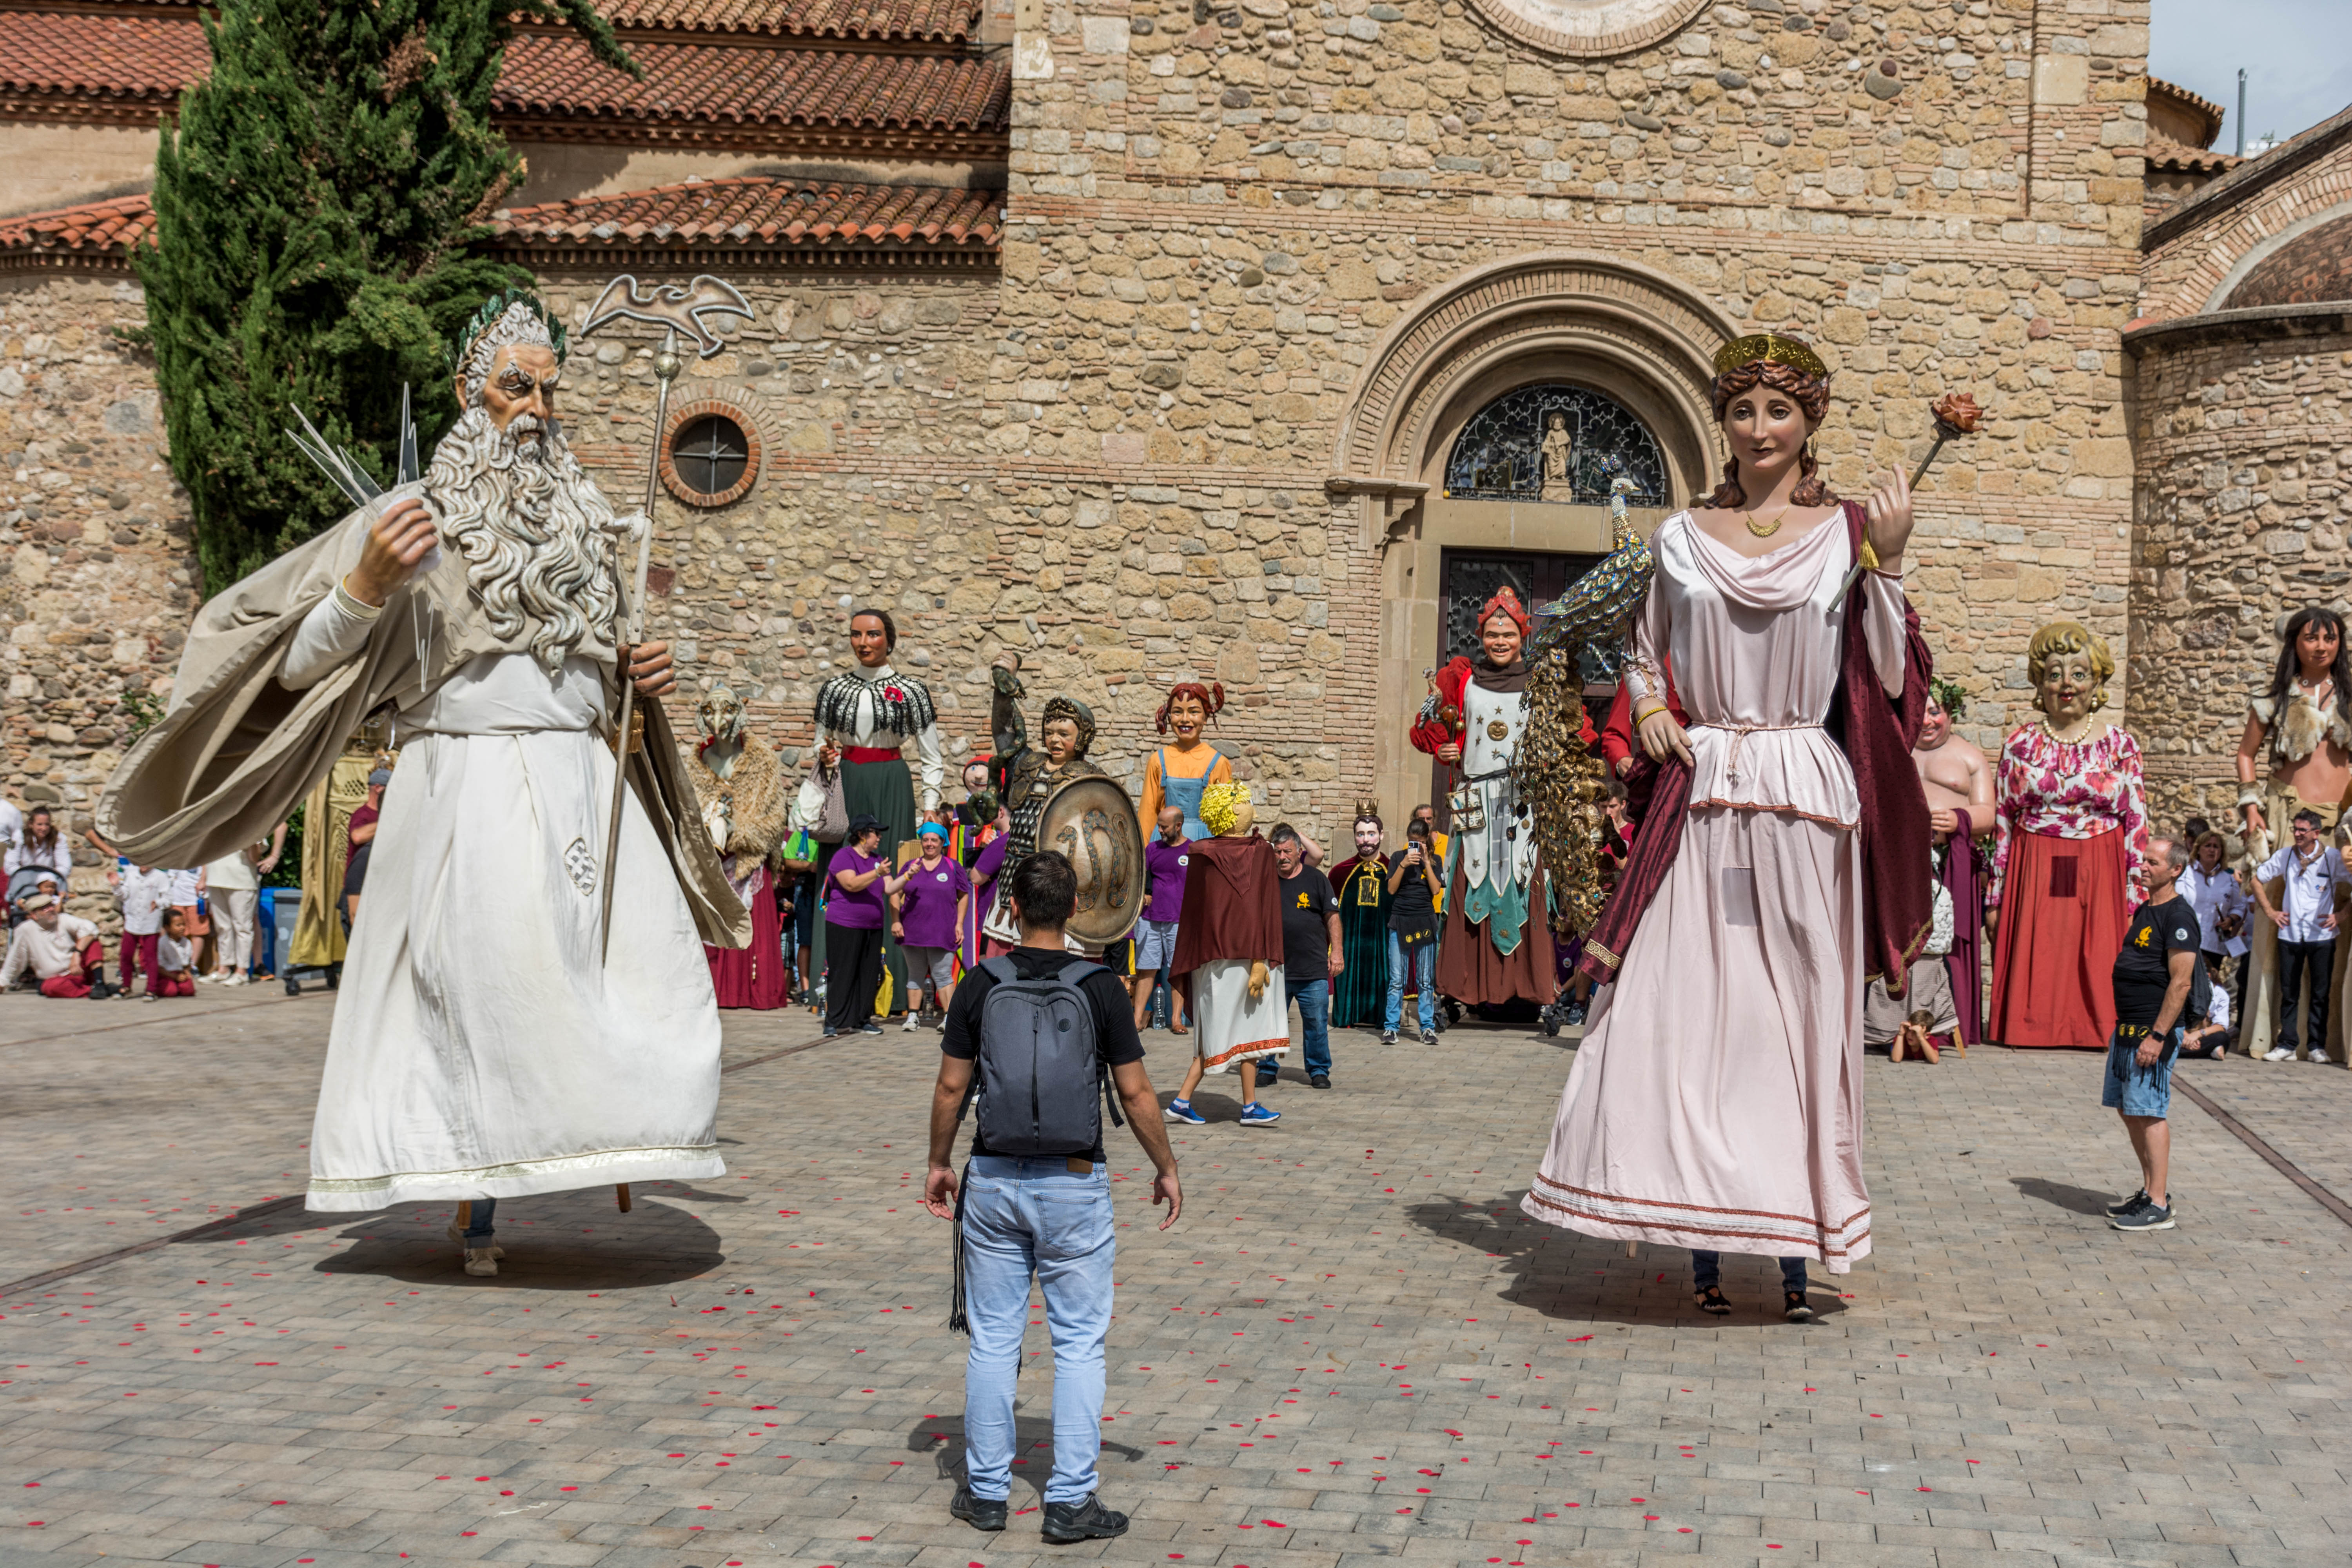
[1326,250,1739,551]
[1328,250,1742,829]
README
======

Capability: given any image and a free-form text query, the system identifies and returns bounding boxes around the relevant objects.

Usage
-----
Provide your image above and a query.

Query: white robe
[288,594,724,1210]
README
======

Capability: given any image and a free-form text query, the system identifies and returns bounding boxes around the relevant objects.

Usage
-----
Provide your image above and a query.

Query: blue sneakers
[1162,1098,1205,1124]
[1239,1102,1281,1126]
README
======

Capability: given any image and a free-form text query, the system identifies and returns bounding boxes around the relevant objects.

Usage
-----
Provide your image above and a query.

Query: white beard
[425,407,621,674]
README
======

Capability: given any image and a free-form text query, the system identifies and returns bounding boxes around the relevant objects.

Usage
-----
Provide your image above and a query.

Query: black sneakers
[950,1487,1006,1532]
[2103,1188,2148,1216]
[2111,1200,2176,1232]
[1041,1494,1129,1543]
[1309,1072,1331,1089]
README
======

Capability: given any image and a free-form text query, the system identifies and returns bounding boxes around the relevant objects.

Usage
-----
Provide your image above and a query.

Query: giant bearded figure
[99,289,746,1273]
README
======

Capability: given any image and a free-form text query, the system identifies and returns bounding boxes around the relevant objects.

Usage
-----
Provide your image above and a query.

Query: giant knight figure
[98,289,747,1276]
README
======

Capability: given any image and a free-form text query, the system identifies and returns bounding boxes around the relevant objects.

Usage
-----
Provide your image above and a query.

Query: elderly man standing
[100,287,745,1277]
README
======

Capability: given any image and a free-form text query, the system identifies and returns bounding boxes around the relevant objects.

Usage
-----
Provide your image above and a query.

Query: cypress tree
[139,0,635,591]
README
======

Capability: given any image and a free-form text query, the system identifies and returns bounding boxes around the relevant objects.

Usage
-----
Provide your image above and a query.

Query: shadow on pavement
[309,1181,729,1288]
[1404,1190,1850,1326]
[908,1412,1147,1499]
[2009,1176,2115,1216]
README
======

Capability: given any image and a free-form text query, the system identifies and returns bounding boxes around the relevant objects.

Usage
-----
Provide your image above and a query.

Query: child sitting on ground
[152,907,196,998]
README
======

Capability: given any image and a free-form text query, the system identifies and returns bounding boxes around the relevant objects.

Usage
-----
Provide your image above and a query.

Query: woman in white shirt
[5,806,72,898]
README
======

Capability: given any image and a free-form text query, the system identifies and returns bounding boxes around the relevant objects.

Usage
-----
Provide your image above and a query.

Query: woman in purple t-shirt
[892,821,973,1029]
[824,815,916,1037]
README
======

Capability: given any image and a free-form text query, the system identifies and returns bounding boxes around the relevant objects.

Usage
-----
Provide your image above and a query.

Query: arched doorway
[1325,252,1737,826]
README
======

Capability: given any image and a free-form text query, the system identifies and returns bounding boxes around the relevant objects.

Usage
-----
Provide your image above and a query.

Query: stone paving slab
[2,994,2349,1567]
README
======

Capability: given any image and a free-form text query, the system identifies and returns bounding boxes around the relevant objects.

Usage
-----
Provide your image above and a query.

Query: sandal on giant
[1694,1285,1732,1316]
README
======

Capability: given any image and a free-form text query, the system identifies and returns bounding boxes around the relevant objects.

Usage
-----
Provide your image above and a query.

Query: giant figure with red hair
[1140,680,1234,840]
[1410,585,1557,1008]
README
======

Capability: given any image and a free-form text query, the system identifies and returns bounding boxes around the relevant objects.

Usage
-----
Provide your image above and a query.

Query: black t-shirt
[1278,867,1337,991]
[942,947,1146,1162]
[2112,894,2200,1029]
[1388,843,1439,935]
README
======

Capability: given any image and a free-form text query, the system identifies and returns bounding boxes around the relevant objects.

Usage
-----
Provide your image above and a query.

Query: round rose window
[1465,0,1711,58]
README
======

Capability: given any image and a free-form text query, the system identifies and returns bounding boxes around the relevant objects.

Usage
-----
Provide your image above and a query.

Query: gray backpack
[962,956,1124,1156]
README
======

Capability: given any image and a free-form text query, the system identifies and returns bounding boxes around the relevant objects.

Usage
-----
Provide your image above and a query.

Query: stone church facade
[1,0,2181,911]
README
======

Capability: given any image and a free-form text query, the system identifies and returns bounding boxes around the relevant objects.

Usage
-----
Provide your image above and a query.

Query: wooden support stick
[1625,1240,1638,1258]
[456,1200,472,1234]
[615,1183,633,1213]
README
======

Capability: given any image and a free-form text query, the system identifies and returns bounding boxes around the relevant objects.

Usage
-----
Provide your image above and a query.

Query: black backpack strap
[1051,960,1125,1132]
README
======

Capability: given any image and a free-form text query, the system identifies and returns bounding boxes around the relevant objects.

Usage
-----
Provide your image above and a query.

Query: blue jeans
[465,1198,496,1242]
[1691,1250,1807,1293]
[960,1155,1115,1505]
[1385,932,1437,1033]
[1265,976,1329,1082]
[2102,1024,2180,1117]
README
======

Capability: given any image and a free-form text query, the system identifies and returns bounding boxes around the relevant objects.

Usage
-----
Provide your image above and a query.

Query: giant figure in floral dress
[1985,621,2148,1049]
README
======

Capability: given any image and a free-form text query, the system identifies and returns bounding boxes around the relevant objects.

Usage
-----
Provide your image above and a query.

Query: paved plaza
[3,988,2350,1568]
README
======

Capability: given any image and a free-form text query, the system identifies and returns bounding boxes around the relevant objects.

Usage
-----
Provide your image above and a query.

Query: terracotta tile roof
[0,180,1000,265]
[0,192,156,261]
[2147,136,2241,178]
[593,0,980,44]
[495,175,1000,250]
[0,12,1005,139]
[0,9,207,109]
[495,36,1007,133]
[65,0,978,43]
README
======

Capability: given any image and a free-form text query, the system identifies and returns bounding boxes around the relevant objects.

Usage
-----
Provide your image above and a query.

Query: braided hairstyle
[1700,358,1838,511]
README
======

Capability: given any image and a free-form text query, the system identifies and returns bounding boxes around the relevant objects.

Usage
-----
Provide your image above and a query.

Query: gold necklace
[1743,503,1793,538]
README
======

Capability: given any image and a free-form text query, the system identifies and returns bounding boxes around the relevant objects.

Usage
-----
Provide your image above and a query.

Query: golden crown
[1713,331,1828,379]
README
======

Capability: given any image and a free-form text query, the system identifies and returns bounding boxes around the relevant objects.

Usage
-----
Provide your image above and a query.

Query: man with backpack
[923,850,1183,1543]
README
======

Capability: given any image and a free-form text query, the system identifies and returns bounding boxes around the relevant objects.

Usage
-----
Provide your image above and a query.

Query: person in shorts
[2105,837,2198,1233]
[893,821,971,1029]
[1130,806,1191,1032]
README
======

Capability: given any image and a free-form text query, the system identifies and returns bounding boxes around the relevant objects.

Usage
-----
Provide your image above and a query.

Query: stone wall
[975,0,2149,828]
[2125,312,2352,830]
[529,264,1017,785]
[0,270,195,927]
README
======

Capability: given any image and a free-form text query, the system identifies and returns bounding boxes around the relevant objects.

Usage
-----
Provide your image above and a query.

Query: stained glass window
[1443,383,1668,505]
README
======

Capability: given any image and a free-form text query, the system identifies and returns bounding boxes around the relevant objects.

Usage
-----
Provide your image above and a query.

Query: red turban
[1478,585,1530,639]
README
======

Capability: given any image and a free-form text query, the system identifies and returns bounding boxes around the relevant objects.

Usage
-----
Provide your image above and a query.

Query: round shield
[1037,774,1148,947]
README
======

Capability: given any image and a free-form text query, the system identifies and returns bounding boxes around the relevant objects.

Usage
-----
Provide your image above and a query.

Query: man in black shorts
[2105,837,2198,1233]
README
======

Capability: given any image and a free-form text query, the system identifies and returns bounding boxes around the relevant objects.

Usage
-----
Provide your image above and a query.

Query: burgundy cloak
[1169,831,1283,1012]
[1577,501,1934,990]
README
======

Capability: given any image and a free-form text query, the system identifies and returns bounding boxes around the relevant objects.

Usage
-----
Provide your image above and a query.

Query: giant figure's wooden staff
[581,274,756,962]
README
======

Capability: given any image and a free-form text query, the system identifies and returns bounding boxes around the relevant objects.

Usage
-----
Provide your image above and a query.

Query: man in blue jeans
[923,851,1183,1543]
[1384,818,1443,1043]
[1264,823,1342,1090]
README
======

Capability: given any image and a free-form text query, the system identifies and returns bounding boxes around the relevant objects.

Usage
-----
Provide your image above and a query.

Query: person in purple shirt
[1130,804,1193,1032]
[825,815,916,1038]
[894,821,974,1030]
